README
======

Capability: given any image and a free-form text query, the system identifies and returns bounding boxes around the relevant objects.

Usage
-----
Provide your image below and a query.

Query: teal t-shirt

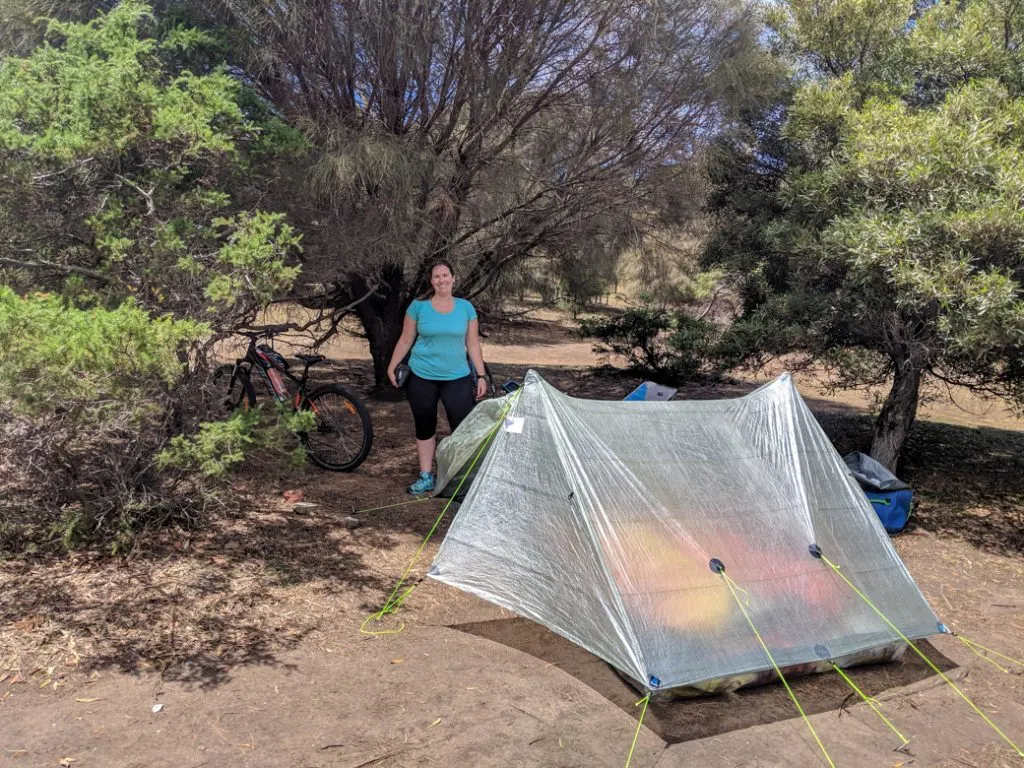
[407,298,478,381]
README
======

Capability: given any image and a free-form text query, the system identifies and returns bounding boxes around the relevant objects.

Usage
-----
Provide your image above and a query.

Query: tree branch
[0,256,110,282]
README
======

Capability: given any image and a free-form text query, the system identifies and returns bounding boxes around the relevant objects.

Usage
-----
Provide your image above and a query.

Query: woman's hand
[475,375,489,400]
[387,366,398,388]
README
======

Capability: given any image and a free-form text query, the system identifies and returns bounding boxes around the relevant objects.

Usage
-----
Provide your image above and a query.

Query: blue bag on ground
[843,452,914,533]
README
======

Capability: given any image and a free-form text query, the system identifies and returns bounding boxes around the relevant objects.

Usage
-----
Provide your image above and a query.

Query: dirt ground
[3,309,1024,768]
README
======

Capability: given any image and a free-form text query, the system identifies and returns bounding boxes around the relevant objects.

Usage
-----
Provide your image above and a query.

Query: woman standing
[387,262,488,494]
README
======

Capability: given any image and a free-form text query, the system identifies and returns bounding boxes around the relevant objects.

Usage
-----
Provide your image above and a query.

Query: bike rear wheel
[214,364,256,412]
[299,384,373,471]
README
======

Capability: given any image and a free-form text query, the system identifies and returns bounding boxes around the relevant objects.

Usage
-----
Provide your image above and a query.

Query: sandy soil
[2,308,1023,768]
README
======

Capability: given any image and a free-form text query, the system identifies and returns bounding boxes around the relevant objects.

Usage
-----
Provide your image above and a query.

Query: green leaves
[157,405,316,477]
[203,211,302,309]
[768,0,914,77]
[152,69,247,156]
[0,286,207,415]
[706,0,1024,464]
[0,0,305,327]
[578,303,721,382]
[0,3,308,548]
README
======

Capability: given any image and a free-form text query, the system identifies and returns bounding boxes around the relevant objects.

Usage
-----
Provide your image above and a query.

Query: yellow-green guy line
[352,497,431,515]
[959,638,1013,674]
[956,634,1024,673]
[624,694,651,768]
[361,390,523,635]
[828,661,909,748]
[720,570,836,768]
[820,554,1024,759]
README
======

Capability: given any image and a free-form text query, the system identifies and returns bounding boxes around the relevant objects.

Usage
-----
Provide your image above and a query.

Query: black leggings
[407,372,475,440]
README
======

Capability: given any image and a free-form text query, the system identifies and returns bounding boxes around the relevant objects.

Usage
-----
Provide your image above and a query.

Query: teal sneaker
[407,471,435,495]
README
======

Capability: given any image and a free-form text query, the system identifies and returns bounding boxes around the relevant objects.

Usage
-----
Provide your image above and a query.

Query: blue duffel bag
[844,452,914,533]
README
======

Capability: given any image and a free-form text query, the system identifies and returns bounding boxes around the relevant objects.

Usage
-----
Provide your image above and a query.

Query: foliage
[0,0,304,327]
[0,2,306,550]
[579,304,720,383]
[158,406,315,478]
[0,287,206,412]
[0,288,206,551]
[704,0,1024,468]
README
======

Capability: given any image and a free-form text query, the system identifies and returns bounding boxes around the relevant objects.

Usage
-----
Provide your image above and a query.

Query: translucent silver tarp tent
[429,370,939,695]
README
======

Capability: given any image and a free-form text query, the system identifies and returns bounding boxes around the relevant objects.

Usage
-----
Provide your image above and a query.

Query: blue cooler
[624,381,677,402]
[844,452,914,533]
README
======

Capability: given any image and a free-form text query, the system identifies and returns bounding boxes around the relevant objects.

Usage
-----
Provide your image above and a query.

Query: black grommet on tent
[808,543,822,558]
[814,644,832,660]
[709,558,725,574]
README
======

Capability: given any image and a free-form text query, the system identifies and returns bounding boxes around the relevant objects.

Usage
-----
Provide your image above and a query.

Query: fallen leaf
[75,698,102,704]
[428,718,441,728]
[39,680,51,689]
[59,758,76,766]
[390,658,404,664]
[282,489,304,504]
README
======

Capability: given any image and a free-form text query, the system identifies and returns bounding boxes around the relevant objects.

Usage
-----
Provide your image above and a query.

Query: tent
[428,370,940,696]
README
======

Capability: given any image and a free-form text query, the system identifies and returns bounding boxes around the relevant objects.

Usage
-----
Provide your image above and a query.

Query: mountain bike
[213,324,373,472]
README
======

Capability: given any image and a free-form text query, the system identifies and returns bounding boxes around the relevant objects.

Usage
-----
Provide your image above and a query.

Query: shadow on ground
[453,616,956,745]
[0,502,390,688]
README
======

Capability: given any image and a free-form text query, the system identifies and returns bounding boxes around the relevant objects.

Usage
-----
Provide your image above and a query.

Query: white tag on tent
[502,416,525,434]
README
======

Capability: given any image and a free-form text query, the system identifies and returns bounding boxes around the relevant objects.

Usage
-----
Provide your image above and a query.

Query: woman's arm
[466,319,486,375]
[387,313,418,386]
[466,318,487,398]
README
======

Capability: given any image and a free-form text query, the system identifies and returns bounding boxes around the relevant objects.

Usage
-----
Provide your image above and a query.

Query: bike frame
[232,333,313,408]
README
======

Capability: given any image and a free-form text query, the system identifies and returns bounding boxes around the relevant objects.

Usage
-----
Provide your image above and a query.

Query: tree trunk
[869,354,924,472]
[353,264,408,398]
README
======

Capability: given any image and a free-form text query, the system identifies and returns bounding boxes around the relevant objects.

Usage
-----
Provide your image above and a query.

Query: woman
[387,262,488,494]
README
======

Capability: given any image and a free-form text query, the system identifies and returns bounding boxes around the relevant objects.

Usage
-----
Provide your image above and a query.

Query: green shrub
[578,303,722,383]
[0,3,307,553]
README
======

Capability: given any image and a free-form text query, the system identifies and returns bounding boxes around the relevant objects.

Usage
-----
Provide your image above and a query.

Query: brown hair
[417,261,455,300]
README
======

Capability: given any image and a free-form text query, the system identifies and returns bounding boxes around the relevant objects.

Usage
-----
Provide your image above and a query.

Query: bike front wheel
[298,384,373,471]
[214,364,256,413]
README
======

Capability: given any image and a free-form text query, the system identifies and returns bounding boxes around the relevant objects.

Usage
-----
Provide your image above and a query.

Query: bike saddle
[296,353,325,365]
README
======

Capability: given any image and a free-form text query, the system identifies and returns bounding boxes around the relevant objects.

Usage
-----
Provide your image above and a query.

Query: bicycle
[213,324,373,472]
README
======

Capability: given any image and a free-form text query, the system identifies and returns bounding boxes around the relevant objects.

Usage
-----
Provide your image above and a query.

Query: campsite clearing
[2,310,1023,768]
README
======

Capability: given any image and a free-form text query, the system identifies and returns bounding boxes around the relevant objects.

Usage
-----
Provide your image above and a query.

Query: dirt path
[3,310,1024,768]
